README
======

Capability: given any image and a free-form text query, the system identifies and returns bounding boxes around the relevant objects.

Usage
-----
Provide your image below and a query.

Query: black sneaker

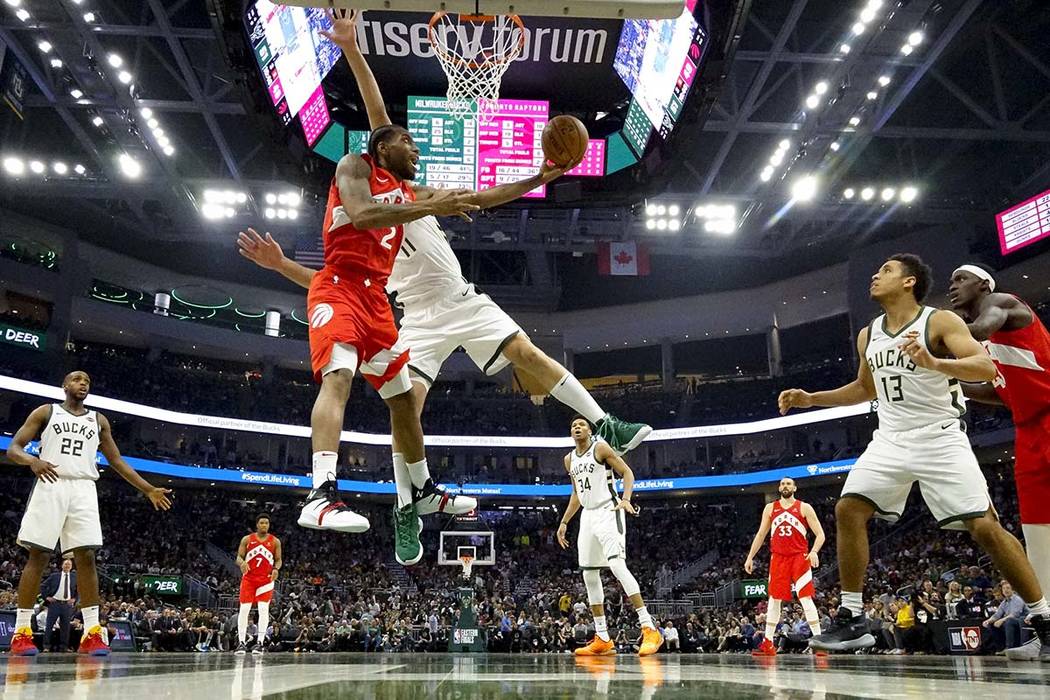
[297,480,370,532]
[1006,614,1050,661]
[808,607,875,652]
[413,478,477,516]
[234,642,247,655]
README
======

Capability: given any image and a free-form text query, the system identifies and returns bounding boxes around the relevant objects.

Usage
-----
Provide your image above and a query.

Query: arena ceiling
[0,0,1048,308]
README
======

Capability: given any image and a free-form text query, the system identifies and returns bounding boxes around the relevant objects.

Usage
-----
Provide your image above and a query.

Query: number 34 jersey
[39,404,100,480]
[865,306,966,433]
[569,440,619,510]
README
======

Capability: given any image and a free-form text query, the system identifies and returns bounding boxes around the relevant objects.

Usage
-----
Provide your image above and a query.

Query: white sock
[636,606,654,630]
[808,620,822,636]
[82,605,99,632]
[257,602,270,644]
[1026,597,1050,618]
[765,597,782,641]
[407,459,430,490]
[16,608,33,632]
[311,451,338,489]
[238,603,251,644]
[842,591,864,618]
[594,615,609,642]
[765,623,776,640]
[393,453,413,509]
[548,373,605,425]
[1023,524,1050,603]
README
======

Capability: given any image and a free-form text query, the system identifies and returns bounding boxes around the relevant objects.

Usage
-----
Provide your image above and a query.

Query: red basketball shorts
[307,268,410,390]
[239,575,274,605]
[769,552,814,601]
[1014,414,1050,525]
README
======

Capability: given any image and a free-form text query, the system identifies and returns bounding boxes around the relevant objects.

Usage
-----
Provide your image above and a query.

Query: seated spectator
[982,580,1027,652]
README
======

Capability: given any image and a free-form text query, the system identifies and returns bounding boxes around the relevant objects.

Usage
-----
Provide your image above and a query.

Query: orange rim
[428,12,526,70]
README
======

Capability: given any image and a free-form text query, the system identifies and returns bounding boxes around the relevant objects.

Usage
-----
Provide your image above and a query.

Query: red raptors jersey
[243,533,277,580]
[770,499,809,555]
[986,297,1050,425]
[321,154,415,283]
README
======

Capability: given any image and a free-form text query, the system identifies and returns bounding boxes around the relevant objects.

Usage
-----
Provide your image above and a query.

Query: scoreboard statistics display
[997,188,1050,255]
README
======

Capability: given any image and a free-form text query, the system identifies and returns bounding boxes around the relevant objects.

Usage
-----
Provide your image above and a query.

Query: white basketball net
[429,13,525,123]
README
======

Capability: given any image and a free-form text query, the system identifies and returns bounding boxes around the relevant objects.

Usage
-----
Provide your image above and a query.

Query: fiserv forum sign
[0,322,44,351]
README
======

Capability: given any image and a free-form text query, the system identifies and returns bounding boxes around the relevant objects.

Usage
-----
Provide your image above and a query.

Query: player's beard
[779,490,792,499]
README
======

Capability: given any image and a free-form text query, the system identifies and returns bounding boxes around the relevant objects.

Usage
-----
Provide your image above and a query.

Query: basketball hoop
[458,554,475,580]
[428,12,526,123]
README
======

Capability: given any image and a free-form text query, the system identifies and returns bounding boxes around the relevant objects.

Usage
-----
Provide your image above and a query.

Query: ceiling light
[162,145,175,157]
[2,157,25,176]
[881,187,896,201]
[202,203,226,220]
[15,8,29,20]
[860,7,877,23]
[50,58,63,68]
[830,141,841,152]
[878,75,891,87]
[118,71,133,85]
[900,185,918,203]
[770,151,784,166]
[805,94,820,110]
[655,219,667,231]
[38,40,52,53]
[668,204,680,216]
[908,30,924,46]
[157,136,170,148]
[866,0,883,9]
[286,192,301,207]
[74,164,86,175]
[83,12,96,22]
[236,192,248,204]
[814,81,829,96]
[4,0,21,6]
[288,209,299,220]
[140,107,153,119]
[277,193,289,205]
[704,219,736,235]
[29,160,45,174]
[852,22,866,35]
[52,162,68,175]
[791,174,819,203]
[760,166,774,182]
[843,188,855,199]
[225,207,236,218]
[146,118,159,130]
[108,54,123,68]
[153,128,165,138]
[265,208,277,220]
[839,43,851,54]
[70,88,83,99]
[645,203,657,216]
[655,204,666,216]
[900,44,914,56]
[861,187,875,201]
[277,209,288,220]
[118,153,142,179]
[849,116,861,127]
[867,91,878,101]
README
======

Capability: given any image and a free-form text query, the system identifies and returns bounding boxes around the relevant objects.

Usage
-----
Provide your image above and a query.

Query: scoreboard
[997,188,1050,255]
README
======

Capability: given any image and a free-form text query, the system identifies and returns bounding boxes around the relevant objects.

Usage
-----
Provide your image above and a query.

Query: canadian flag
[597,241,651,276]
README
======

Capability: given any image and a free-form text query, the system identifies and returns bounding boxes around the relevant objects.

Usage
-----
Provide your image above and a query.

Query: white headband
[953,264,996,292]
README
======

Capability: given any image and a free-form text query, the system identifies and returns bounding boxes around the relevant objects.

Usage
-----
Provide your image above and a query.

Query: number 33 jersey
[39,404,100,480]
[865,306,966,432]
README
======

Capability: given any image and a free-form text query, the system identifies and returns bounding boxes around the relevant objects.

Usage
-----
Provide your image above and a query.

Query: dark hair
[569,415,594,430]
[256,513,271,524]
[367,124,405,160]
[888,253,933,302]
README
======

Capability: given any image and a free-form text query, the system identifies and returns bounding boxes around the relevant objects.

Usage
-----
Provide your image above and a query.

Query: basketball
[542,115,589,168]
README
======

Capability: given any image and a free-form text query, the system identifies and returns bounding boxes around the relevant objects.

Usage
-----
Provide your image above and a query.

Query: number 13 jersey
[865,306,966,432]
[39,405,100,480]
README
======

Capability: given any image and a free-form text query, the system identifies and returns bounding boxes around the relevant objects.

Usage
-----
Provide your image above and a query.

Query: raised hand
[321,8,362,53]
[237,228,285,270]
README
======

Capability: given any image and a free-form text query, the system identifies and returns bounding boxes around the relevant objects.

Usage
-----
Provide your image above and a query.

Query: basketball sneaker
[78,625,110,656]
[596,415,652,455]
[298,480,370,533]
[9,628,38,656]
[252,644,266,656]
[393,502,423,566]
[575,635,616,656]
[752,637,777,657]
[234,642,248,655]
[1005,614,1050,661]
[808,607,875,652]
[413,479,478,516]
[639,627,664,657]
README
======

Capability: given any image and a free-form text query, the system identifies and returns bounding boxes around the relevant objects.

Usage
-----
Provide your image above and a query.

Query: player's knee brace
[766,597,783,625]
[800,596,818,623]
[607,558,640,598]
[582,569,605,606]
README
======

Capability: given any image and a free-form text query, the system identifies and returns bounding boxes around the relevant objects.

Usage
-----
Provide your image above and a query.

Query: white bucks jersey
[39,405,101,480]
[568,441,618,510]
[386,215,468,310]
[865,306,966,432]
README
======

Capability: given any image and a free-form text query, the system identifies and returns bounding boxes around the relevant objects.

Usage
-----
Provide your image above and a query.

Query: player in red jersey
[950,264,1050,661]
[744,477,826,656]
[234,514,282,655]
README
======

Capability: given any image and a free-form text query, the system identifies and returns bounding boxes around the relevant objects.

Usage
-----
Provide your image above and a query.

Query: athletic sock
[82,605,100,632]
[548,373,605,425]
[594,615,610,642]
[1026,597,1050,618]
[407,459,431,490]
[636,606,654,630]
[392,453,414,509]
[765,623,776,641]
[16,608,32,631]
[808,620,822,636]
[311,451,338,489]
[842,592,864,618]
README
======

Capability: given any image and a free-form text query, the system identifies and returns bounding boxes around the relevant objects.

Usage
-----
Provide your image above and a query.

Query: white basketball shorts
[841,420,991,531]
[578,506,627,569]
[399,287,524,386]
[17,478,103,553]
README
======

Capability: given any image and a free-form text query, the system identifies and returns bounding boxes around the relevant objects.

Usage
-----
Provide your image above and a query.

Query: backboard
[280,0,686,20]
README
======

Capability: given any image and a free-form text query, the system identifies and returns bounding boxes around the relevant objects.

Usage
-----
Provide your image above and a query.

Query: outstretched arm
[779,328,877,414]
[743,503,773,574]
[98,413,172,510]
[238,229,316,290]
[322,10,391,130]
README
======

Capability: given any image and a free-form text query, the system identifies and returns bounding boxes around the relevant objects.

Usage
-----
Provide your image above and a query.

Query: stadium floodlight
[118,71,133,85]
[108,54,123,68]
[52,162,68,175]
[83,12,96,22]
[668,204,680,217]
[2,157,26,176]
[791,174,819,203]
[655,204,666,216]
[908,30,924,46]
[286,192,302,207]
[118,153,141,179]
[881,187,896,202]
[805,94,820,110]
[878,75,891,87]
[201,203,226,220]
[839,43,851,54]
[704,219,736,235]
[70,88,83,99]
[162,145,175,157]
[830,141,841,152]
[760,166,774,182]
[91,115,104,128]
[266,193,278,205]
[867,91,878,101]
[814,81,829,96]
[288,209,299,220]
[645,218,656,230]
[140,107,153,119]
[860,7,877,23]
[668,218,680,231]
[900,186,918,203]
[843,188,855,199]
[50,58,63,68]
[74,164,86,175]
[866,0,884,10]
[778,139,791,151]
[849,116,861,127]
[37,40,52,53]
[153,128,165,138]
[15,8,29,20]
[852,22,866,35]
[770,151,784,167]
[29,160,45,175]
[147,119,159,130]
[4,0,22,6]
[900,44,914,56]
[860,187,875,201]
[655,219,667,231]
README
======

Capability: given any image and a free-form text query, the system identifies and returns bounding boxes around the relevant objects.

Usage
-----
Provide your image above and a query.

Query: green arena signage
[738,580,768,599]
[141,575,184,596]
[0,322,44,351]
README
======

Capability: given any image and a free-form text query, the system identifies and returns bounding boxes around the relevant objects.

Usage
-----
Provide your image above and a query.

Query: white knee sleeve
[583,569,605,606]
[257,602,270,642]
[237,603,251,643]
[1023,524,1050,595]
[800,596,819,622]
[608,558,641,598]
[766,597,783,625]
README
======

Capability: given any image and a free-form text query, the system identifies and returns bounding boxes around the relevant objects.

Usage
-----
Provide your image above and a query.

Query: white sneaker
[413,479,477,516]
[297,480,370,532]
[1005,636,1041,661]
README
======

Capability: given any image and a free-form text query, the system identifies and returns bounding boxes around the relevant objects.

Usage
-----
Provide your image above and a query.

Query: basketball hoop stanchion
[428,12,525,123]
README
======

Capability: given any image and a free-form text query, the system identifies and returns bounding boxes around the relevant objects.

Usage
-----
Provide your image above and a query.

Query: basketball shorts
[768,552,814,601]
[578,506,627,569]
[399,285,523,386]
[17,478,103,554]
[239,575,274,605]
[307,268,411,398]
[842,421,991,531]
[1014,413,1050,524]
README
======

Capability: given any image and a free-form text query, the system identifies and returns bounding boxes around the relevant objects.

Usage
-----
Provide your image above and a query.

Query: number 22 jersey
[39,404,100,480]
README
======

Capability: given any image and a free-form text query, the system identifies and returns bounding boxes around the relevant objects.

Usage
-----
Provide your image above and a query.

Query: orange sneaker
[752,637,777,657]
[9,628,38,657]
[575,635,616,656]
[78,626,110,657]
[639,626,663,657]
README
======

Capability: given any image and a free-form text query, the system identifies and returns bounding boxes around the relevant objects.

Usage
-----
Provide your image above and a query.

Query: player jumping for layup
[234,514,282,655]
[779,254,1050,652]
[744,477,826,656]
[6,371,172,656]
[556,417,663,657]
[950,263,1050,661]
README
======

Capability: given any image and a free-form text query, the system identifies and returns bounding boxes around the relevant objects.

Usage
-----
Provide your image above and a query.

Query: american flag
[293,233,325,268]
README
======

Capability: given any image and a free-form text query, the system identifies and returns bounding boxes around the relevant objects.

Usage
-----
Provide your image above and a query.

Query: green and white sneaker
[393,503,423,566]
[596,414,652,455]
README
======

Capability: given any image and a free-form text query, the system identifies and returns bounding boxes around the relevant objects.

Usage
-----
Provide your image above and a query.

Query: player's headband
[953,265,996,292]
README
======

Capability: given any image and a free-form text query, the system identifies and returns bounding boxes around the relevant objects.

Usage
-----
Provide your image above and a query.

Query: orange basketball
[542,115,589,168]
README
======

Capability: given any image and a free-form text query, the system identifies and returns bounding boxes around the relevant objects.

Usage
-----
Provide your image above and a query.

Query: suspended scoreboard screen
[997,188,1050,255]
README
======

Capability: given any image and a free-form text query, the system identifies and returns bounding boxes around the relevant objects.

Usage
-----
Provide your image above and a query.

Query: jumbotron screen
[997,187,1050,255]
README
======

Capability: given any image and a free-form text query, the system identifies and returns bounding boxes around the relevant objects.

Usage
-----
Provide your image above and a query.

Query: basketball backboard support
[281,0,686,20]
[439,531,495,573]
